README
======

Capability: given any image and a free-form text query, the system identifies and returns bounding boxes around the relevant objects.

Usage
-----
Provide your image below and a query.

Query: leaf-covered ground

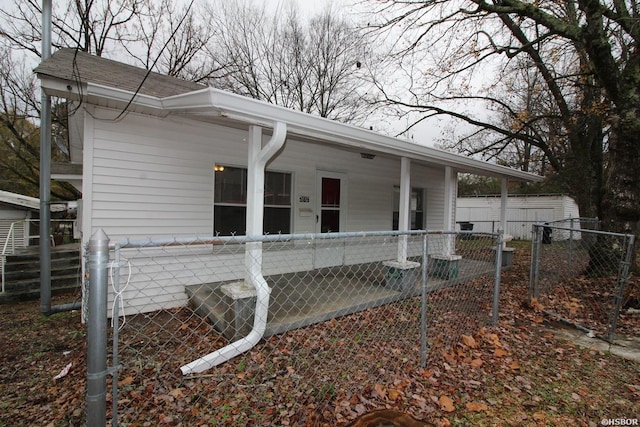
[1,242,639,426]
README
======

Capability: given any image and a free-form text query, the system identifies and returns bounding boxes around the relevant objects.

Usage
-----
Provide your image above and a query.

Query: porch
[186,255,496,339]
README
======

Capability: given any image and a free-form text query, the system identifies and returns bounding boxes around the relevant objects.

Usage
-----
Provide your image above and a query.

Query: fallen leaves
[2,246,640,426]
[438,395,455,412]
[470,358,483,368]
[461,334,478,348]
[465,401,488,412]
[388,389,402,401]
[494,348,509,357]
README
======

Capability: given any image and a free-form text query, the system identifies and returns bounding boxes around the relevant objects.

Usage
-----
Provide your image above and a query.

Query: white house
[457,194,580,240]
[35,49,542,318]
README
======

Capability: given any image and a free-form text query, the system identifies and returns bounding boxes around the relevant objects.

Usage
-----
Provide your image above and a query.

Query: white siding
[456,195,580,240]
[84,108,449,315]
[0,208,29,249]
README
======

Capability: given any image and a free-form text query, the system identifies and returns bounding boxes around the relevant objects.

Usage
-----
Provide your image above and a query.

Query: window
[392,187,424,230]
[214,166,292,235]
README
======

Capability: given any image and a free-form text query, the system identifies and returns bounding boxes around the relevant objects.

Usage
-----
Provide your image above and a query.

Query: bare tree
[0,0,217,199]
[1,0,148,57]
[367,0,634,236]
[207,1,371,123]
[118,0,223,82]
[0,48,77,199]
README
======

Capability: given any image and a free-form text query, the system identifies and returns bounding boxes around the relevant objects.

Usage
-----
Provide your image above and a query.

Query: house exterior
[457,194,580,240]
[0,191,39,249]
[0,190,68,249]
[35,49,542,316]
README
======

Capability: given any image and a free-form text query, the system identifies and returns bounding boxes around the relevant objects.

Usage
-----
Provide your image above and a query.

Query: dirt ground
[1,242,639,426]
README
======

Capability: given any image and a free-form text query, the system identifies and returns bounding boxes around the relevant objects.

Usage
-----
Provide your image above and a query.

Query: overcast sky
[263,0,359,15]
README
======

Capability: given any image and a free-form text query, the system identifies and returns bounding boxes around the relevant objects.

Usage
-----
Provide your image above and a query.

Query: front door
[314,171,346,268]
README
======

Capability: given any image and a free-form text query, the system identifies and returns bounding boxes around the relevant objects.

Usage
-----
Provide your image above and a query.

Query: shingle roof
[34,48,205,98]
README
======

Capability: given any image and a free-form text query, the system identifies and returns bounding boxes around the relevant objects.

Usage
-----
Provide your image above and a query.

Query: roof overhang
[37,75,543,183]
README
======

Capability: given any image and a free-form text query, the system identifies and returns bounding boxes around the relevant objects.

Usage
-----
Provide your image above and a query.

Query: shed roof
[35,48,542,182]
[0,190,66,212]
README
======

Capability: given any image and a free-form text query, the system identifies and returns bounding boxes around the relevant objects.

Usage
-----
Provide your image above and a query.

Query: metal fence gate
[85,229,503,426]
[529,222,634,342]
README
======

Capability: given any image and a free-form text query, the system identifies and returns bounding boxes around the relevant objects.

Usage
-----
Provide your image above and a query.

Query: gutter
[180,122,287,375]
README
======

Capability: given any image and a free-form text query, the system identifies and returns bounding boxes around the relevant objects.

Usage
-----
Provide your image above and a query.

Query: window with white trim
[392,186,425,230]
[214,166,292,236]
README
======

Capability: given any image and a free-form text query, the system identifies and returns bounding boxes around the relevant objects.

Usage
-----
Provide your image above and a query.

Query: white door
[314,171,346,268]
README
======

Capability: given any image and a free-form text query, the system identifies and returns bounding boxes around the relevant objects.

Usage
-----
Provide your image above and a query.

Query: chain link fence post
[86,229,110,427]
[529,224,542,300]
[492,230,503,325]
[608,234,635,342]
[420,232,429,368]
[568,218,574,275]
[111,243,121,427]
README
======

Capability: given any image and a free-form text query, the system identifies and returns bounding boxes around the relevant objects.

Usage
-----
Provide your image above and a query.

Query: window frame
[392,186,426,231]
[213,165,293,236]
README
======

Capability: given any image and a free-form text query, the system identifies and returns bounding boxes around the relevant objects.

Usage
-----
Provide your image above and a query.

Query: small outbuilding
[0,190,68,248]
[456,194,580,240]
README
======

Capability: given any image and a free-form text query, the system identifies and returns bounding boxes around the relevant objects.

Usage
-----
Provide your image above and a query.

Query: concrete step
[3,260,80,281]
[3,273,82,294]
[0,282,81,304]
[185,283,230,337]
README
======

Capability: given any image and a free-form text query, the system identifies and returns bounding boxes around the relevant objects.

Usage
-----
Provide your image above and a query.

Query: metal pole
[420,232,429,367]
[568,218,574,275]
[608,234,635,342]
[111,244,121,427]
[39,0,52,315]
[86,229,109,427]
[528,225,537,300]
[492,230,503,325]
[530,225,543,299]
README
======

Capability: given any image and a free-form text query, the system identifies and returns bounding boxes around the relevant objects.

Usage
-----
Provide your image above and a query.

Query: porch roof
[36,48,542,183]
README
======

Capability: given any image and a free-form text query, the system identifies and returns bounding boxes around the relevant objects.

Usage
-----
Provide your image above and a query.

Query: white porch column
[443,166,457,254]
[397,157,411,262]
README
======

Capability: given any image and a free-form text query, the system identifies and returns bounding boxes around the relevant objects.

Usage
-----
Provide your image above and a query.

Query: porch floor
[186,258,495,338]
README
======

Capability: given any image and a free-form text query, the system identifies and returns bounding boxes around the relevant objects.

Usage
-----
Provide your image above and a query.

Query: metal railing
[457,217,600,240]
[85,228,506,426]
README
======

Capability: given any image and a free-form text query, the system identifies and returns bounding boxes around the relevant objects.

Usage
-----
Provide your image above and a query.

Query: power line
[112,0,196,122]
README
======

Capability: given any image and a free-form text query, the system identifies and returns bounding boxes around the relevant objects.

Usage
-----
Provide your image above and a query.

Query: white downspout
[181,122,287,375]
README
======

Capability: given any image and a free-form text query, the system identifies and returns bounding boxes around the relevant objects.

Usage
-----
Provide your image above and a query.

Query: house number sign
[299,195,310,203]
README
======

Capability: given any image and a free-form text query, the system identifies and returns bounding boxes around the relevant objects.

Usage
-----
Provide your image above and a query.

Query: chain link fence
[529,222,634,341]
[85,230,503,426]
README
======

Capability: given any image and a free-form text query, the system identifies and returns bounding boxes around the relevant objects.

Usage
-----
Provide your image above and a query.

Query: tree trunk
[590,109,640,273]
